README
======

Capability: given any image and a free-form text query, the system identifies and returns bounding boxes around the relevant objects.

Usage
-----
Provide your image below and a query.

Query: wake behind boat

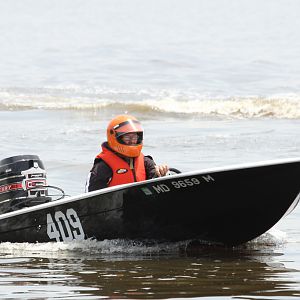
[0,155,299,246]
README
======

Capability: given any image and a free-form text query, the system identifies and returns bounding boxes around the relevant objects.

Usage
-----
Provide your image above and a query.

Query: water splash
[0,229,288,259]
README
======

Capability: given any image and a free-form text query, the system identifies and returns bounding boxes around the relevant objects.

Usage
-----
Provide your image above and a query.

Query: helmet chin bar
[114,143,142,158]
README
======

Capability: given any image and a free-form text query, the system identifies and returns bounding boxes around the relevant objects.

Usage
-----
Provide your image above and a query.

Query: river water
[0,0,300,299]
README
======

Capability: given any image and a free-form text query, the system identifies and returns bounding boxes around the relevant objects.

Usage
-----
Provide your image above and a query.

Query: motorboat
[0,155,299,246]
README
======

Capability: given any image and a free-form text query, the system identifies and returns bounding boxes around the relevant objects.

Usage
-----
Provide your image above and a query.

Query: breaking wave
[0,87,300,119]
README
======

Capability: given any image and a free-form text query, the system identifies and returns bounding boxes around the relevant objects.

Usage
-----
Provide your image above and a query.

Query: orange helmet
[107,115,143,157]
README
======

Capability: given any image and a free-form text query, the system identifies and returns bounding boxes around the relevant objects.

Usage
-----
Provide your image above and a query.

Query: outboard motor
[0,155,51,213]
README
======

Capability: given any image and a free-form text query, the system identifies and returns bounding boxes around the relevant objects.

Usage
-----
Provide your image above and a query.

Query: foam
[1,87,300,119]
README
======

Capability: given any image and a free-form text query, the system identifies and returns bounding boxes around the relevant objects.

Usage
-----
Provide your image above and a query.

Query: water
[0,0,300,299]
[0,235,299,299]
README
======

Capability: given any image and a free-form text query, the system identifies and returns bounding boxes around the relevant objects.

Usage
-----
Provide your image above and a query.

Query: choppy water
[0,0,300,299]
[0,231,299,300]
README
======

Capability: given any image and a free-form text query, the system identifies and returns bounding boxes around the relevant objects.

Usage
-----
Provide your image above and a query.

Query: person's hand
[155,164,169,177]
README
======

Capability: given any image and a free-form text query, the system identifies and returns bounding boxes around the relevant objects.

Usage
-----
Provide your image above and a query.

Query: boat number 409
[46,208,85,242]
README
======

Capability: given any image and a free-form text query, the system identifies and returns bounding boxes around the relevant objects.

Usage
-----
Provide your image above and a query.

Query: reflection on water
[0,239,299,299]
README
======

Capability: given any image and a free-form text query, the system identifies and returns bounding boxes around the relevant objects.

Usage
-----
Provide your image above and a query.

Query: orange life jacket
[96,145,146,187]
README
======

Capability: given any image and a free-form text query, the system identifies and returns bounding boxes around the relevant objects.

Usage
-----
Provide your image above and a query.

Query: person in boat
[87,114,169,191]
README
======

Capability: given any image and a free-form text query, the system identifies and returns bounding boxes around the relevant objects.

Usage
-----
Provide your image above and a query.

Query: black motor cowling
[0,155,51,213]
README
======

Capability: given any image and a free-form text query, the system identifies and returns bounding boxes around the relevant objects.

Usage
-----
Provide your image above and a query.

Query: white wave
[246,229,287,248]
[0,87,300,119]
[142,96,300,119]
[0,238,190,258]
[0,231,288,259]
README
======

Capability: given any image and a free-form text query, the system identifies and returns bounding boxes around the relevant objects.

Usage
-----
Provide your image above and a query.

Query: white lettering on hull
[141,175,215,195]
[152,184,170,193]
[47,208,85,242]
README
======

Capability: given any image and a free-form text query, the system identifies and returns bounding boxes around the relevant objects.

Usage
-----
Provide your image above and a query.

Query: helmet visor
[117,132,143,145]
[114,119,143,145]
